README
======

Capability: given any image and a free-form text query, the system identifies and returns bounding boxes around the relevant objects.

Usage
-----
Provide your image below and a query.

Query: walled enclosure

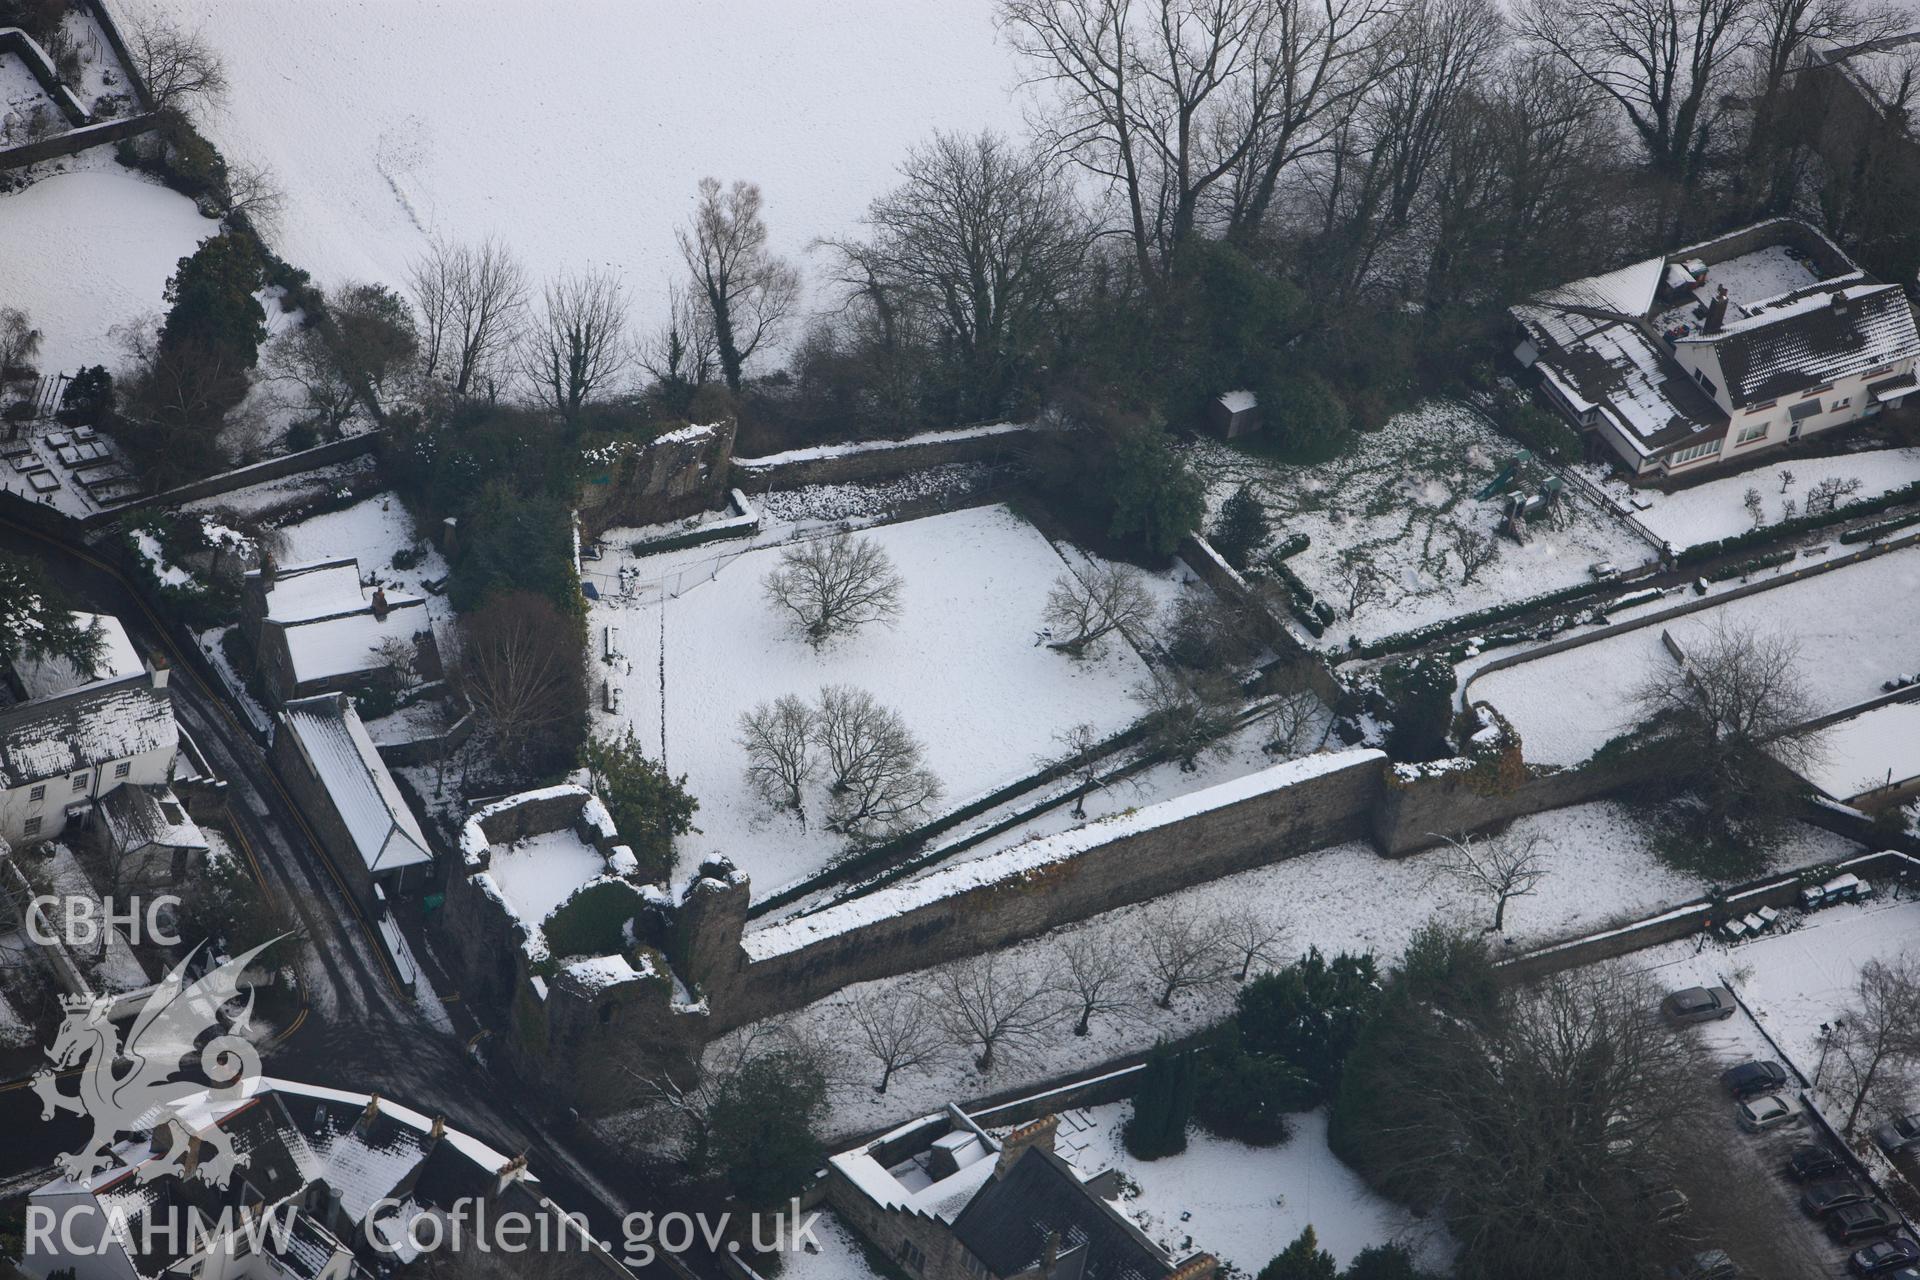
[574,420,738,538]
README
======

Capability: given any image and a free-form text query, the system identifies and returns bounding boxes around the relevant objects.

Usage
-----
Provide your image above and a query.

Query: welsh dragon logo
[32,939,283,1187]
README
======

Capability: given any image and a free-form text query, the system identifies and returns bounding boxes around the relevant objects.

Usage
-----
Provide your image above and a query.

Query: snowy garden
[585,504,1191,898]
[1185,401,1656,646]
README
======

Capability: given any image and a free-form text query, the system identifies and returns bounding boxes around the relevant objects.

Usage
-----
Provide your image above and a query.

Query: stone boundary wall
[0,110,156,170]
[1497,848,1920,983]
[711,750,1387,1029]
[731,422,1039,491]
[1460,528,1920,711]
[0,27,88,123]
[576,421,737,538]
[79,0,154,113]
[93,433,381,523]
[1176,530,1341,703]
[1371,746,1663,857]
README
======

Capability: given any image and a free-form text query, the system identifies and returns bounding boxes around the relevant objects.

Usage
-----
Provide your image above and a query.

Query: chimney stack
[1831,288,1851,315]
[1704,285,1730,334]
[259,550,277,590]
[370,587,389,621]
[995,1114,1060,1177]
[429,1115,447,1144]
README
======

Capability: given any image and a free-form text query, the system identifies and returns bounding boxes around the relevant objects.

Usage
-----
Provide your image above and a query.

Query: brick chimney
[1169,1255,1218,1280]
[429,1115,446,1144]
[149,654,169,690]
[995,1114,1059,1177]
[370,587,389,622]
[259,550,277,590]
[1831,288,1851,316]
[1704,285,1730,334]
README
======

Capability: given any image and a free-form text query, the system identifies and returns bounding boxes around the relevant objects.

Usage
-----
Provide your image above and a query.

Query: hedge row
[1354,573,1615,659]
[1675,479,1920,565]
[1839,508,1920,545]
[1259,561,1335,638]
[1703,547,1797,583]
[1270,532,1311,561]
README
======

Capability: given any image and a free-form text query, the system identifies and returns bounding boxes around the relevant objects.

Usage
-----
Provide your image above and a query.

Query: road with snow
[0,513,701,1277]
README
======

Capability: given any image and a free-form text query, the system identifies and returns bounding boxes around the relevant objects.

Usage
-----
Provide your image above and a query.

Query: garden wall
[576,420,737,538]
[708,749,1388,1029]
[1176,530,1340,703]
[730,422,1039,490]
[94,432,380,524]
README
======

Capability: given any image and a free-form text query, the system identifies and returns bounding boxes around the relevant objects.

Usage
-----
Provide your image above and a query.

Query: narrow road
[0,512,702,1277]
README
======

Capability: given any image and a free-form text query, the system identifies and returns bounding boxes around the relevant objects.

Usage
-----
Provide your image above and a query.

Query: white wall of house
[0,743,174,850]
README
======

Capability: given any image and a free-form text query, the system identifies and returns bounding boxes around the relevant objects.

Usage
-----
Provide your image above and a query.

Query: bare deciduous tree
[1451,523,1499,585]
[222,158,285,238]
[1826,953,1920,1135]
[407,236,529,397]
[847,983,947,1092]
[1437,829,1550,933]
[0,307,43,380]
[1049,722,1108,819]
[456,592,586,772]
[677,177,801,392]
[738,694,820,821]
[1137,905,1232,1008]
[1264,688,1324,757]
[1041,564,1154,658]
[816,685,943,840]
[523,269,630,421]
[127,13,229,116]
[1051,924,1141,1035]
[637,282,719,393]
[764,533,905,648]
[1134,669,1238,772]
[931,952,1064,1072]
[1220,906,1290,981]
[1333,550,1388,617]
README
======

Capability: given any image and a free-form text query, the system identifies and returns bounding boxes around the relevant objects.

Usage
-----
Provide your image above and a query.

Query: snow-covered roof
[1680,283,1920,408]
[1532,255,1665,319]
[1217,389,1257,413]
[0,679,174,789]
[279,695,432,874]
[252,558,375,623]
[98,784,209,853]
[11,612,144,700]
[281,607,426,687]
[830,1112,1000,1222]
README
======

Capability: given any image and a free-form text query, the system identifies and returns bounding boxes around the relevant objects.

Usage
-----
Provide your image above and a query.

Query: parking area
[1641,906,1920,1279]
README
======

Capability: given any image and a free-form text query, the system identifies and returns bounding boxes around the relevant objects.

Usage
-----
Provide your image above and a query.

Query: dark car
[1873,1114,1920,1157]
[1666,1250,1738,1280]
[1722,1060,1790,1099]
[1788,1144,1849,1181]
[1851,1237,1920,1276]
[1664,986,1737,1024]
[1803,1179,1871,1216]
[1829,1201,1902,1243]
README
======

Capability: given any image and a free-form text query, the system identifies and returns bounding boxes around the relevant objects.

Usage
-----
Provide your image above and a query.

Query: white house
[1513,218,1920,478]
[0,614,180,851]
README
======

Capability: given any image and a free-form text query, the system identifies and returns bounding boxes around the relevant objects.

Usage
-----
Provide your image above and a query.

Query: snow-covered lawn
[770,1211,881,1280]
[1185,401,1655,646]
[118,0,1025,339]
[730,802,1856,1139]
[590,505,1156,898]
[1585,447,1920,549]
[0,165,212,373]
[1804,701,1920,802]
[1469,545,1920,765]
[1048,1104,1446,1273]
[485,829,609,933]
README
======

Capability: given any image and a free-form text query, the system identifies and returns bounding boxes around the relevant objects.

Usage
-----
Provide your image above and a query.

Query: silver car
[1664,986,1737,1024]
[1738,1093,1800,1133]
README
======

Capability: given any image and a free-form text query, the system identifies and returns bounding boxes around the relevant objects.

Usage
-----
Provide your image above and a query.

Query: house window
[964,1251,993,1280]
[897,1240,927,1274]
[1693,369,1718,397]
[71,773,89,794]
[28,784,44,802]
[114,761,131,780]
[1668,439,1723,465]
[1750,398,1777,410]
[1736,421,1770,444]
[23,817,41,838]
[1801,383,1831,399]
[1832,396,1851,411]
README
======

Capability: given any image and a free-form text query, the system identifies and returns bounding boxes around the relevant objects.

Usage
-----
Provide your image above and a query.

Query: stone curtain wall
[730,422,1040,491]
[575,420,737,538]
[711,750,1389,1029]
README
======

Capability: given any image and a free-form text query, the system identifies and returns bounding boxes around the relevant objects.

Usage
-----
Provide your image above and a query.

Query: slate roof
[0,679,174,788]
[951,1147,1172,1280]
[1687,284,1920,407]
[279,694,433,874]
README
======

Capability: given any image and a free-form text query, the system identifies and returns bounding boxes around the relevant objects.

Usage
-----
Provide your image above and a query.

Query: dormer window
[1693,369,1718,398]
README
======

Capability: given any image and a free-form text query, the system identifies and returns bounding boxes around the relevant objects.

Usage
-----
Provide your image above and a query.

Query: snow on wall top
[458,784,607,867]
[743,749,1384,961]
[734,421,1029,468]
[280,695,432,873]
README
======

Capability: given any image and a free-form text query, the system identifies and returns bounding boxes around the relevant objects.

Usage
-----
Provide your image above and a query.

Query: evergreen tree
[1343,1244,1427,1280]
[1122,1040,1195,1159]
[1105,425,1204,559]
[581,729,700,881]
[1235,948,1382,1100]
[704,1050,827,1208]
[1210,484,1271,570]
[1258,1227,1337,1280]
[159,233,267,367]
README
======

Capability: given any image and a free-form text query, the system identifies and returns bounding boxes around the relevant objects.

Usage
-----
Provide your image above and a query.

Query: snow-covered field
[0,163,213,374]
[1586,447,1920,549]
[734,802,1856,1139]
[1186,401,1655,646]
[118,0,1027,344]
[1052,1103,1447,1273]
[1469,546,1920,765]
[1805,700,1920,801]
[590,505,1156,898]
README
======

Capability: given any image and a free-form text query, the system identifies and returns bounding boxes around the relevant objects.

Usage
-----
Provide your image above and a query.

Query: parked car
[1666,1249,1738,1280]
[1801,872,1873,912]
[1873,1113,1920,1157]
[1829,1201,1901,1243]
[1722,1061,1789,1099]
[1850,1236,1920,1276]
[1803,1179,1871,1216]
[1788,1144,1848,1181]
[1738,1093,1800,1132]
[1664,986,1737,1024]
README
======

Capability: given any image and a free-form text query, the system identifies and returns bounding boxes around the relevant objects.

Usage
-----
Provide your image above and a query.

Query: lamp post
[1815,1021,1838,1088]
